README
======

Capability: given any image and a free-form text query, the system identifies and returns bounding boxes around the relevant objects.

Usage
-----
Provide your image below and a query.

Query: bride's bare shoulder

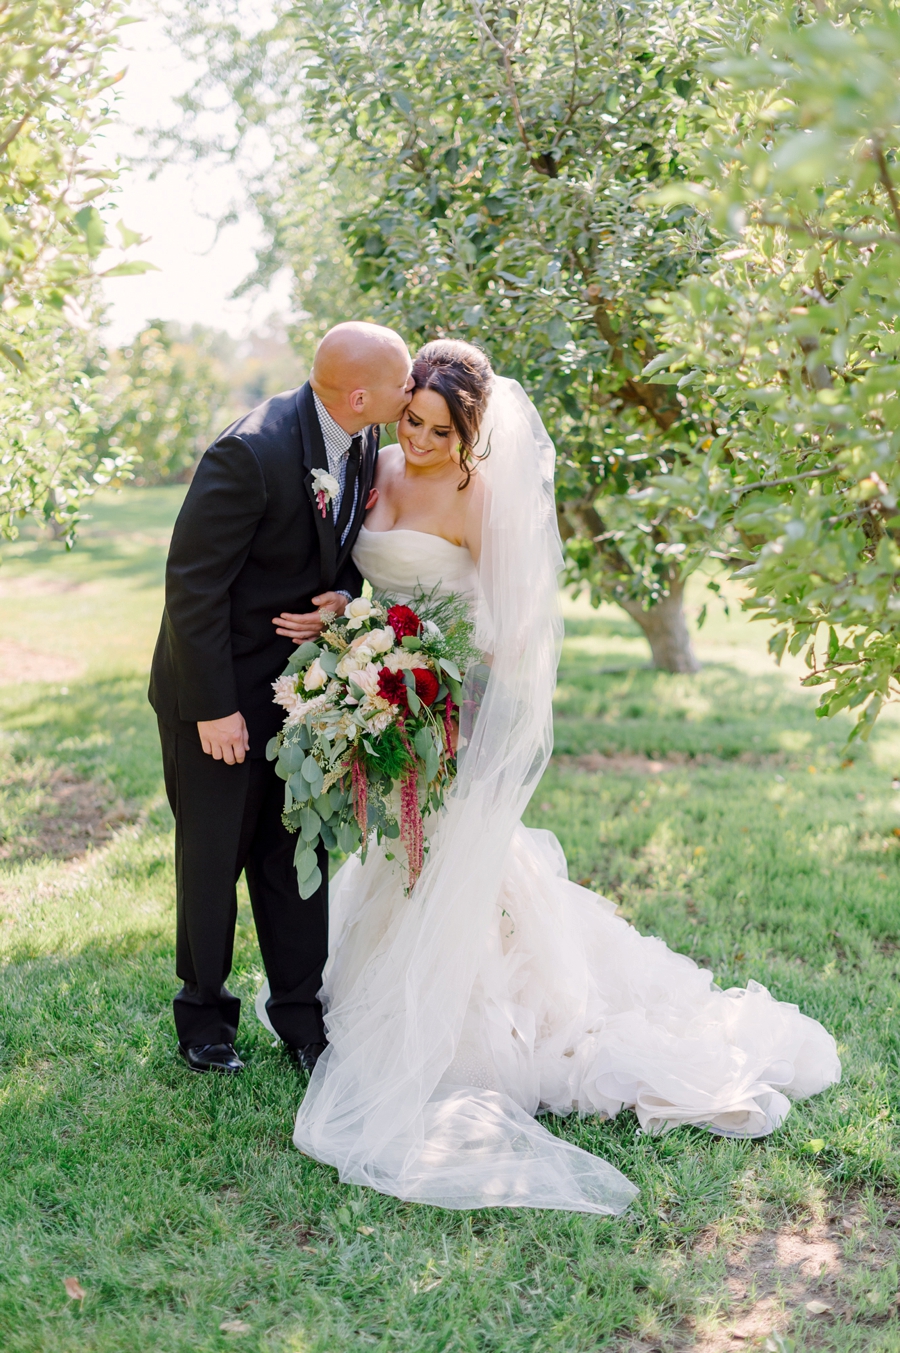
[373,442,404,483]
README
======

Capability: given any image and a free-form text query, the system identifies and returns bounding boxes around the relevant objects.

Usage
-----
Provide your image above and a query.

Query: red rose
[387,604,422,640]
[377,668,408,706]
[413,668,440,706]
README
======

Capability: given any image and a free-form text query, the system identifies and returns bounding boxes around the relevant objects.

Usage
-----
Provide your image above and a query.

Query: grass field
[2,487,900,1352]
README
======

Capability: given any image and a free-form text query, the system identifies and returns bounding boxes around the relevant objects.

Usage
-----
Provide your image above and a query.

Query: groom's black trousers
[158,720,329,1048]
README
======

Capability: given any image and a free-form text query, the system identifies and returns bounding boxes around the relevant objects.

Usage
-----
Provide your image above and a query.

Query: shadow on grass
[0,674,163,803]
[552,656,862,761]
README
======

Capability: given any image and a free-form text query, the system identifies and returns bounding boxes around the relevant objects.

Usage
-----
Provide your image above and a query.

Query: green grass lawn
[2,488,900,1352]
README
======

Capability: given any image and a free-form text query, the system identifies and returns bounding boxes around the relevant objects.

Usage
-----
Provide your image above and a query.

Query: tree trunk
[618,578,700,674]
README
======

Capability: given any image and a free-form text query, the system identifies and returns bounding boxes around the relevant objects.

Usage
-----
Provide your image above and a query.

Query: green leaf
[116,220,145,248]
[294,839,319,881]
[439,658,461,682]
[336,820,361,853]
[265,736,280,762]
[100,260,160,277]
[280,742,306,774]
[401,635,423,650]
[547,316,571,349]
[406,687,421,716]
[0,343,26,372]
[318,649,338,676]
[641,349,683,378]
[73,206,106,256]
[289,642,321,672]
[301,755,322,782]
[299,806,322,842]
[413,727,434,759]
[298,864,322,899]
[289,771,311,800]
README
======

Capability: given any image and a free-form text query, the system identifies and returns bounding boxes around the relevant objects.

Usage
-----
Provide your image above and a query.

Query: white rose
[365,627,395,655]
[336,650,367,678]
[422,619,442,641]
[345,597,376,630]
[303,656,329,691]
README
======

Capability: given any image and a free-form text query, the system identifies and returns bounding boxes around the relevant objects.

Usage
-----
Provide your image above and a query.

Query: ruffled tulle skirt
[310,823,840,1140]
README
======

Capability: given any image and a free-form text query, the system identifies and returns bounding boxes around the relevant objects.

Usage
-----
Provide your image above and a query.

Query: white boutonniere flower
[311,468,340,518]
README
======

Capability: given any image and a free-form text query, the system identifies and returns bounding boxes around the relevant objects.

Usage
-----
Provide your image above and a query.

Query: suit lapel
[296,382,337,590]
[336,423,380,575]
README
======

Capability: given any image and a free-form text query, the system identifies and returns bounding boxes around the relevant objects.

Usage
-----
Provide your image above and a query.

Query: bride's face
[398,388,458,471]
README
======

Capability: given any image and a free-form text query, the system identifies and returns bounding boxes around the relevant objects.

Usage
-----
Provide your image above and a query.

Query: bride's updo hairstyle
[411,339,493,489]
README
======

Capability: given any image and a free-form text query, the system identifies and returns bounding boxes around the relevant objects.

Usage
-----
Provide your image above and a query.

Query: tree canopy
[168,0,900,720]
[1,0,151,542]
[644,2,900,735]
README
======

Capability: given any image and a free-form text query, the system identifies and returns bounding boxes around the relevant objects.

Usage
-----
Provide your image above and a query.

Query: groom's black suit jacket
[149,381,378,757]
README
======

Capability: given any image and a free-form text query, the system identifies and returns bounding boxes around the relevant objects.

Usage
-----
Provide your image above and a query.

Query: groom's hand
[272,592,349,643]
[197,712,250,764]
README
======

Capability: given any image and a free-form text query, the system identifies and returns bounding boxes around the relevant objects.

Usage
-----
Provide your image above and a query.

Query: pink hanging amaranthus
[399,766,424,889]
[442,695,455,758]
[352,758,368,860]
[396,722,425,889]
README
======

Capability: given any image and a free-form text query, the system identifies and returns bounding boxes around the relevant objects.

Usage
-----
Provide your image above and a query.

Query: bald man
[149,322,413,1074]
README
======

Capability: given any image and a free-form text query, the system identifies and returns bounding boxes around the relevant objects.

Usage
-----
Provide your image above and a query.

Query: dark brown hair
[411,339,493,489]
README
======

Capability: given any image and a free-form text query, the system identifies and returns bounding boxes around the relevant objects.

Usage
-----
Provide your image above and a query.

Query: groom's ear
[348,388,367,413]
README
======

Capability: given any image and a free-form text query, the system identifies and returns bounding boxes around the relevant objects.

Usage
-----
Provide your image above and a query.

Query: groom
[149,321,413,1073]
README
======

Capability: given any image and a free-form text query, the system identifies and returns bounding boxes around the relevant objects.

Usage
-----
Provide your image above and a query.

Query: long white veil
[291,378,639,1212]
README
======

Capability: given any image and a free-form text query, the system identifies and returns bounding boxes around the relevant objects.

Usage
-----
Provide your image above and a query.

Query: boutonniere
[311,468,340,518]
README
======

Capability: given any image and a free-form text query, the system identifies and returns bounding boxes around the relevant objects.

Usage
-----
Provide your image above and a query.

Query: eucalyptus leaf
[413,727,433,759]
[280,742,306,774]
[299,806,322,842]
[294,840,319,882]
[298,865,322,900]
[336,820,361,853]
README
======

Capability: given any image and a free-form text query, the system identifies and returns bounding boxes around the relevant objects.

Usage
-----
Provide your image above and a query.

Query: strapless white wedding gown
[309,525,841,1139]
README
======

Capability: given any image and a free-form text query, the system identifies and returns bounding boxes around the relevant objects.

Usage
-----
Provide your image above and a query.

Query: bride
[262,339,840,1214]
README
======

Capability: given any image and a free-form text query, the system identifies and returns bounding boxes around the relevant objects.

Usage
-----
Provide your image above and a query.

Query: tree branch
[733,462,842,498]
[872,140,900,237]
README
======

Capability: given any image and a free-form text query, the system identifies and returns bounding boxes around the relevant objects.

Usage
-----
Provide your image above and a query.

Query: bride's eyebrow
[408,412,452,435]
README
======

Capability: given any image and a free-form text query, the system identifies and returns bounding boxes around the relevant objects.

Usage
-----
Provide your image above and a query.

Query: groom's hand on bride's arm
[272,592,349,643]
[197,712,250,765]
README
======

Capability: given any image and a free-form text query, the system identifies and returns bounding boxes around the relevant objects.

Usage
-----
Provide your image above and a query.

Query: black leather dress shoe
[285,1042,326,1072]
[178,1042,244,1073]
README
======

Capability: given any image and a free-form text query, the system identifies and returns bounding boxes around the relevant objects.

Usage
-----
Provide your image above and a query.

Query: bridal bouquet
[267,591,479,896]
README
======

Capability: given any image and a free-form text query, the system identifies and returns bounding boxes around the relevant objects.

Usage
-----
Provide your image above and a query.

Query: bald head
[310,321,413,432]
